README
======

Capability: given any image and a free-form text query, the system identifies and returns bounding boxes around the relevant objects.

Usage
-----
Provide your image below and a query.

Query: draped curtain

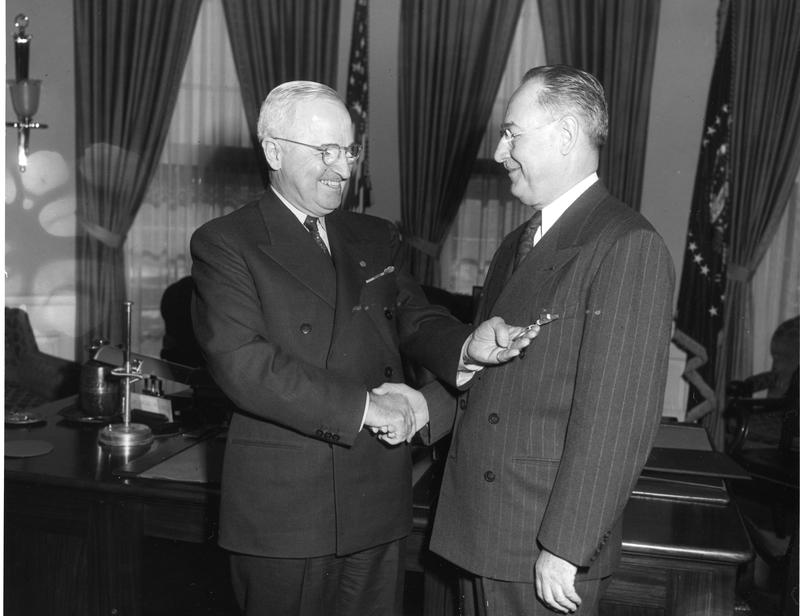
[222,0,341,163]
[720,0,800,391]
[398,0,524,284]
[439,0,547,295]
[74,0,202,358]
[537,0,660,211]
[750,177,800,374]
[125,0,263,358]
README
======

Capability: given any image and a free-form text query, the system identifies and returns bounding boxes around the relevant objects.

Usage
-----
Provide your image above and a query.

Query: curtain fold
[720,0,800,392]
[399,0,524,284]
[750,178,800,374]
[125,0,263,358]
[222,0,340,158]
[74,0,202,357]
[439,0,546,294]
[537,0,660,211]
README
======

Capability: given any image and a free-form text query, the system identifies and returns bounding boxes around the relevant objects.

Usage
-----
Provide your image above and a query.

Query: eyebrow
[500,122,519,131]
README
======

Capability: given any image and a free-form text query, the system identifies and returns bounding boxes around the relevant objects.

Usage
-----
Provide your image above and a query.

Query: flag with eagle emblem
[674,17,732,422]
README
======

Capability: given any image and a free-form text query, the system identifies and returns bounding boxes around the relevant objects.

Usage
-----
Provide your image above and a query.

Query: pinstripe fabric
[428,182,675,585]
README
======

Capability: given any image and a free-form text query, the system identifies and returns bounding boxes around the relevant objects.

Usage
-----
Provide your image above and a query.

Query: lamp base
[98,422,154,450]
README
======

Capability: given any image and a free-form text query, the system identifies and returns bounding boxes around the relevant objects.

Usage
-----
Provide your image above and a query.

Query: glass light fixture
[6,14,48,172]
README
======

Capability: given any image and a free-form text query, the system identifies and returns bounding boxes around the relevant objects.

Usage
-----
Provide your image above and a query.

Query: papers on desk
[633,472,729,505]
[652,422,714,451]
[632,422,749,506]
[644,423,750,480]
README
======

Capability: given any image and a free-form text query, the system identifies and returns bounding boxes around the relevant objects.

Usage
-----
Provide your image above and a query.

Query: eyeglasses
[499,127,524,143]
[499,118,560,143]
[272,137,362,166]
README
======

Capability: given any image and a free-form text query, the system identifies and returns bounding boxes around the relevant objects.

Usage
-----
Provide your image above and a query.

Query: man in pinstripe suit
[427,66,675,614]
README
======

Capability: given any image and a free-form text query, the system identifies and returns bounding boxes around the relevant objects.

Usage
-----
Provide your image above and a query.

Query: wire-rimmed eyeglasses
[498,118,560,144]
[272,137,362,166]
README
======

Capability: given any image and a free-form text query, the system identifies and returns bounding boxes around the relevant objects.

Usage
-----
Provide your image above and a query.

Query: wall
[5,1,77,358]
[4,0,718,372]
[641,0,720,418]
[641,0,720,303]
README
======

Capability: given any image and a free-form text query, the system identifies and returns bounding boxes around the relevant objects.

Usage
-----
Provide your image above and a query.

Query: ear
[262,139,282,171]
[558,115,580,156]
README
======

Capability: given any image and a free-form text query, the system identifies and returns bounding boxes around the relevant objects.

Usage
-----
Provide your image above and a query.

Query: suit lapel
[327,216,399,354]
[477,226,520,321]
[489,183,610,314]
[256,192,336,307]
[327,215,364,325]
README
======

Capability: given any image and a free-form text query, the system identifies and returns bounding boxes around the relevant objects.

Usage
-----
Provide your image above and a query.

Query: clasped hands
[366,383,427,445]
[365,317,539,445]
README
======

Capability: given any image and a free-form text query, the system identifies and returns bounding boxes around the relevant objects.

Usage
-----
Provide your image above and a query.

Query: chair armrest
[727,371,778,398]
[726,397,799,455]
[18,351,81,401]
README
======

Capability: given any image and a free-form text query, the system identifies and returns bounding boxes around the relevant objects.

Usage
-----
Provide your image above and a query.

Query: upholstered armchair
[5,307,80,414]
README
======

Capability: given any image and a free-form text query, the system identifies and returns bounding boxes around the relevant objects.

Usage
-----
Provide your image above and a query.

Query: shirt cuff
[360,392,369,431]
[457,337,484,386]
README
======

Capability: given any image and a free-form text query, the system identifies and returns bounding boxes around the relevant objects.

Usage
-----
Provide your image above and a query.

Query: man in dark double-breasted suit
[190,81,533,616]
[427,66,675,615]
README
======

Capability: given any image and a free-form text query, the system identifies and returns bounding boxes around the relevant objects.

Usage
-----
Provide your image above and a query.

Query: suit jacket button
[332,434,340,442]
[384,366,393,378]
[484,470,496,482]
[300,323,312,334]
[324,431,332,440]
[519,348,526,359]
[459,398,468,410]
[488,413,500,424]
[384,308,394,320]
[315,429,324,437]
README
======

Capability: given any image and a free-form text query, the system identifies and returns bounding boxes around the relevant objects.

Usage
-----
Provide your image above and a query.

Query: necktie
[514,210,542,269]
[304,216,331,258]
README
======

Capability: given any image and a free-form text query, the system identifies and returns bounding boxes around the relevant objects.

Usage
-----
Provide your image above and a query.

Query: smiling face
[493,81,567,209]
[266,98,355,217]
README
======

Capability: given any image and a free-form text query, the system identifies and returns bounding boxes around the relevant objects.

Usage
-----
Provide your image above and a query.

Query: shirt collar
[540,172,598,237]
[270,186,328,233]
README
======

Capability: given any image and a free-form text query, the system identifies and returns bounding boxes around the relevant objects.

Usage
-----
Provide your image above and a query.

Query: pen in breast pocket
[365,266,395,284]
[513,313,560,340]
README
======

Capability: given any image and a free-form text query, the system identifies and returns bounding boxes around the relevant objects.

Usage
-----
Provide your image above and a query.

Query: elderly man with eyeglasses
[190,81,537,616]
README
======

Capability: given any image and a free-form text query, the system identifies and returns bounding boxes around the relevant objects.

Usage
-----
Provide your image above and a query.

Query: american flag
[343,0,372,212]
[674,18,732,424]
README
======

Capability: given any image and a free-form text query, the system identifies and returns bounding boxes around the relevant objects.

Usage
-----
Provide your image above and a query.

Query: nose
[494,138,509,164]
[330,151,352,177]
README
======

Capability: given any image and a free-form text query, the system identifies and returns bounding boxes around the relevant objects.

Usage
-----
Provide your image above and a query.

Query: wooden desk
[5,397,223,616]
[5,398,753,616]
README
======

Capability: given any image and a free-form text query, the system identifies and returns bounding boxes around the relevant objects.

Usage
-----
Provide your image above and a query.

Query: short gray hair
[257,81,343,141]
[521,65,608,149]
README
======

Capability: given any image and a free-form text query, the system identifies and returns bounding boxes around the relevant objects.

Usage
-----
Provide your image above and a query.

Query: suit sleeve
[190,226,367,446]
[537,228,675,567]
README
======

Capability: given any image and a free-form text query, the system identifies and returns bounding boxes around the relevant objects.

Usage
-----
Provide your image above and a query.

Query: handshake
[365,383,429,445]
[363,316,542,445]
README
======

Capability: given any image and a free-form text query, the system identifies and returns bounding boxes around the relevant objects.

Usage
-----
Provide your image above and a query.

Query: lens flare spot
[5,169,18,203]
[21,150,71,196]
[39,196,77,237]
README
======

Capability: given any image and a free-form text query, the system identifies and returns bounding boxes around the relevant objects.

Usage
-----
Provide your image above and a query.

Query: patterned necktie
[514,210,542,269]
[304,216,331,258]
